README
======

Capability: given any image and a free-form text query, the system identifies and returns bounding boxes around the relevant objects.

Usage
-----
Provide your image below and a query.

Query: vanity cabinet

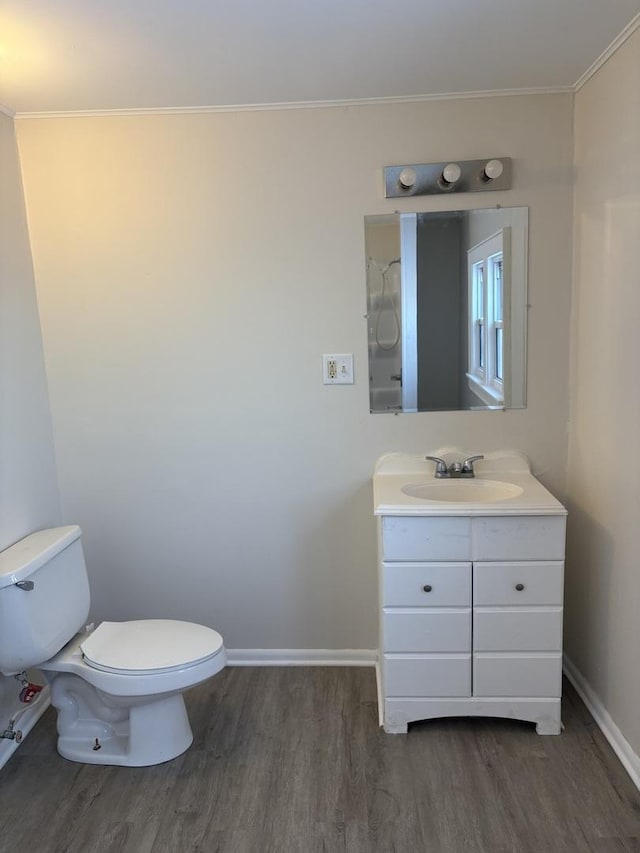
[378,514,566,734]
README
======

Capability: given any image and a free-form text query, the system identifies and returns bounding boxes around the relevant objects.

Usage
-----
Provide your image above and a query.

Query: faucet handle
[461,455,484,475]
[426,456,448,477]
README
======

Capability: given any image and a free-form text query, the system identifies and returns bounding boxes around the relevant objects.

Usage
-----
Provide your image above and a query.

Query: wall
[0,112,61,761]
[416,214,462,410]
[16,94,574,651]
[566,30,640,755]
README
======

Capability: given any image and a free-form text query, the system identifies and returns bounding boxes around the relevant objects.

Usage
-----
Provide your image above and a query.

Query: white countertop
[373,450,567,517]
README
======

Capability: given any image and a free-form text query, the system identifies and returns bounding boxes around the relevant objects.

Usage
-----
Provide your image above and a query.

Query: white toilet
[0,525,226,766]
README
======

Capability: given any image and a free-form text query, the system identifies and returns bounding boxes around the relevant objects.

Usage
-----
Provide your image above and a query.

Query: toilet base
[51,674,194,766]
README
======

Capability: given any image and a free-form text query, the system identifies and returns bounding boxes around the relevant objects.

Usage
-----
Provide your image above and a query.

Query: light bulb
[483,159,504,181]
[442,163,461,184]
[398,167,417,189]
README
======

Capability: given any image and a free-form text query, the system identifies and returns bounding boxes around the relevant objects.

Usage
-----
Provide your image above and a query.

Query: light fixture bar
[384,157,511,197]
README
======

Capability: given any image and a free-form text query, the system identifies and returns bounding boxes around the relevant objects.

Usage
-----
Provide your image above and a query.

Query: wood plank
[0,671,639,852]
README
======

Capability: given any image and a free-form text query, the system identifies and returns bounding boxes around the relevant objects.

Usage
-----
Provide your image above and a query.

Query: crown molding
[574,11,640,91]
[7,12,639,120]
[13,86,573,120]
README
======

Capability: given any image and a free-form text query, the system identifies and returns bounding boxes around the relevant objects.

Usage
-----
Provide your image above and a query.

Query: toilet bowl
[0,526,226,767]
[44,620,225,765]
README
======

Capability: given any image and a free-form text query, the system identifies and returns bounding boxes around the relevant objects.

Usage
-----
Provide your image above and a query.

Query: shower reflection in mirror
[366,256,402,411]
[364,206,528,413]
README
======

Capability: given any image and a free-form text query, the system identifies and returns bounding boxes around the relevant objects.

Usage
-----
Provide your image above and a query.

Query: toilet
[0,525,226,766]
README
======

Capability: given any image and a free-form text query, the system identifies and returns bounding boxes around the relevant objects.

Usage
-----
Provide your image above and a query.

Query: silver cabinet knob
[515,583,525,591]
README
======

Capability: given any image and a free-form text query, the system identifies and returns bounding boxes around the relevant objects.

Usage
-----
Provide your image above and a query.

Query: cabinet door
[383,562,471,607]
[473,561,564,606]
[383,610,471,653]
[474,608,563,652]
[472,559,564,700]
[384,654,471,697]
[473,653,562,697]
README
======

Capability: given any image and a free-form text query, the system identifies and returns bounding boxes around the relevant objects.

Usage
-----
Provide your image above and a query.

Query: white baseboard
[226,648,377,666]
[0,686,51,771]
[563,654,640,791]
[375,661,384,727]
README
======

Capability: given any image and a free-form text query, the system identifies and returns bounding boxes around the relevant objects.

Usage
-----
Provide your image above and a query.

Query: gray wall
[16,93,574,651]
[567,28,640,758]
[0,112,61,762]
[416,213,463,411]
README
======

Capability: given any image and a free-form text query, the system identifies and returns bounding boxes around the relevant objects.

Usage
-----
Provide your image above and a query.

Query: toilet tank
[0,526,91,675]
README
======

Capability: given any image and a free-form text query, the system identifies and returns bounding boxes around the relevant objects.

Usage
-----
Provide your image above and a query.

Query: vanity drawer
[383,610,471,653]
[473,608,563,652]
[473,653,562,697]
[472,516,566,560]
[381,516,471,561]
[473,562,564,606]
[384,654,471,697]
[382,562,471,607]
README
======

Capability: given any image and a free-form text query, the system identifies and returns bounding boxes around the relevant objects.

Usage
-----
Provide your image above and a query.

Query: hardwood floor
[1,669,639,852]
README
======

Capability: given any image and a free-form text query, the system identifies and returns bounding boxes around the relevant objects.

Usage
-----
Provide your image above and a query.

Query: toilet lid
[80,620,224,675]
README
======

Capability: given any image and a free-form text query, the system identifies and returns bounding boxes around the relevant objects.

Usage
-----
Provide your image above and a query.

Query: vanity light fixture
[384,157,511,198]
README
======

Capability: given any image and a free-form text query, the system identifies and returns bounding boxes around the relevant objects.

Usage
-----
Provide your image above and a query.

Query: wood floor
[0,668,639,853]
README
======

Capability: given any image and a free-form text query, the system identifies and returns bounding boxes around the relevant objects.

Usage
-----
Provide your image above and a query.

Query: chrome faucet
[426,455,484,478]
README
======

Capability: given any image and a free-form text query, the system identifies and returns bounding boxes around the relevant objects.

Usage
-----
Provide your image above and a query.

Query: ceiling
[1,0,639,116]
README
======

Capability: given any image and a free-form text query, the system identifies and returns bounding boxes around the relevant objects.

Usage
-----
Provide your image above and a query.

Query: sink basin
[401,479,524,503]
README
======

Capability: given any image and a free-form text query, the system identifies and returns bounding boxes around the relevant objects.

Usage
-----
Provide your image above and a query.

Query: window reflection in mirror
[364,206,528,413]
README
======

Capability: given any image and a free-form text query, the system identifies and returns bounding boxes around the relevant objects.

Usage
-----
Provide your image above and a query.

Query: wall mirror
[364,206,528,413]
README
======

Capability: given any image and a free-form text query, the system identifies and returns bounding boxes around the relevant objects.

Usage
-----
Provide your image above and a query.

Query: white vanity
[374,451,567,735]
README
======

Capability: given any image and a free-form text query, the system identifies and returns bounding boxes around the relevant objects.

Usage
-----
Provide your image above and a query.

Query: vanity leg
[384,722,408,735]
[536,719,562,735]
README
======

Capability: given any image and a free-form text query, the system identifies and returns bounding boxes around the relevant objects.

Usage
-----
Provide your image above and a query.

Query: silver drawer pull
[422,584,433,593]
[515,583,525,592]
[15,581,34,591]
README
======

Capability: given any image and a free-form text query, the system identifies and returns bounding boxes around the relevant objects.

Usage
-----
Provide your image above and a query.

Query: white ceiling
[1,0,639,116]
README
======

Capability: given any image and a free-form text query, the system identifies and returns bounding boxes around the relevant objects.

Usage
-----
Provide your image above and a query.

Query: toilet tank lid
[0,526,82,589]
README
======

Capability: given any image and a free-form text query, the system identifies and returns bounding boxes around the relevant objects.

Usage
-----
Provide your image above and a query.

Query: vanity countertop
[373,450,567,517]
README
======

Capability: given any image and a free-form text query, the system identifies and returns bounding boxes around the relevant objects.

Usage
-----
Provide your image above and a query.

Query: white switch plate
[322,353,354,385]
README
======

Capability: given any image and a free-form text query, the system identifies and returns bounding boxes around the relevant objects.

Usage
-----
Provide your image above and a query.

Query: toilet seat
[44,626,227,699]
[81,620,224,676]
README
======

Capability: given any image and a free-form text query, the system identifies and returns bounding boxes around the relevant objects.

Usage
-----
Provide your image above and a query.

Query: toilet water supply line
[0,673,45,743]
